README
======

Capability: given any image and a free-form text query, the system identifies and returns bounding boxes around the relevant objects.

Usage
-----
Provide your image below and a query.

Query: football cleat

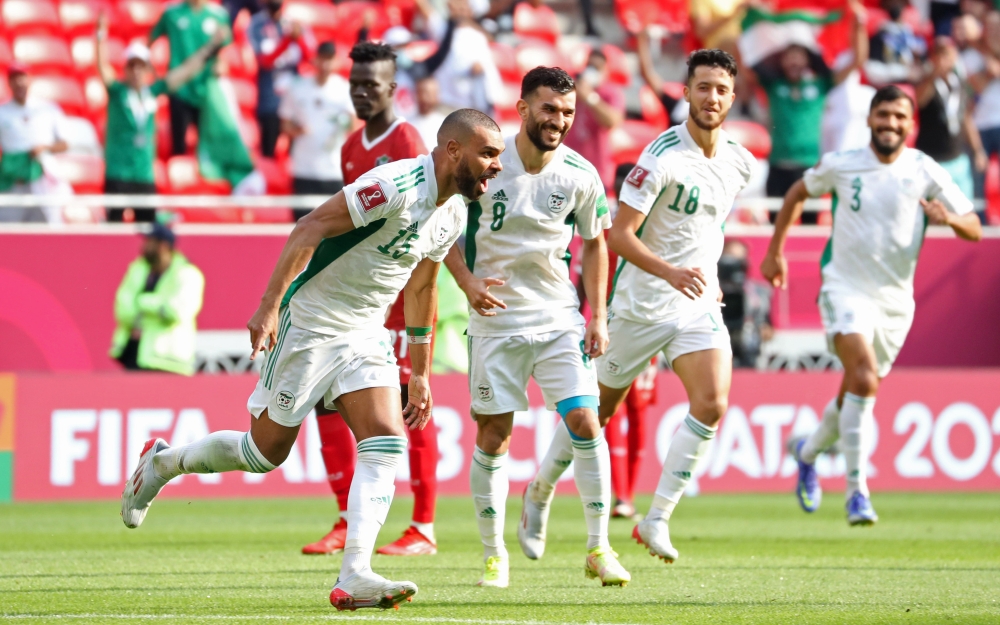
[846,491,879,526]
[612,500,637,519]
[585,547,631,587]
[476,555,509,588]
[121,438,170,529]
[633,518,679,563]
[330,569,418,611]
[517,481,551,560]
[376,526,437,556]
[302,518,347,555]
[788,436,822,513]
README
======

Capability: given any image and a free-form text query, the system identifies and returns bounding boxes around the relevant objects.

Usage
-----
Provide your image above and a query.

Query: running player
[302,41,440,558]
[520,49,755,564]
[120,108,504,610]
[443,67,629,587]
[761,85,981,525]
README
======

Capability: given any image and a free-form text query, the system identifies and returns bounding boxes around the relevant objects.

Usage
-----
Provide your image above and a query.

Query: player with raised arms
[519,49,755,564]
[120,108,504,611]
[762,85,981,525]
[443,66,629,587]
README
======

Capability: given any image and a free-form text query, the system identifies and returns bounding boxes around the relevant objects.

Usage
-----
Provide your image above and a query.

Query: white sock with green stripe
[470,446,508,560]
[153,431,275,480]
[800,397,840,464]
[840,393,874,499]
[340,436,407,579]
[646,415,716,522]
[531,420,573,503]
[571,435,611,550]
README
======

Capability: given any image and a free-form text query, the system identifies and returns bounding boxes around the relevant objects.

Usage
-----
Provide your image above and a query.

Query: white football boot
[633,518,679,563]
[476,555,509,588]
[517,481,552,560]
[330,569,418,610]
[121,438,170,529]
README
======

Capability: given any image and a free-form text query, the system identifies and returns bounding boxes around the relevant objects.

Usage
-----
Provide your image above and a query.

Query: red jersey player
[302,41,439,557]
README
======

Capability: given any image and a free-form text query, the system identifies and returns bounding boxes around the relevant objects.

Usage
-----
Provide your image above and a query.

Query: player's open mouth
[478,172,497,194]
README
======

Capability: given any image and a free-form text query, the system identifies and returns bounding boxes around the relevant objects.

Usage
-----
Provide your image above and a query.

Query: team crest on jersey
[547,191,568,213]
[436,224,449,243]
[626,166,649,187]
[607,360,621,375]
[477,384,493,401]
[356,182,387,212]
[376,155,391,166]
[276,390,295,411]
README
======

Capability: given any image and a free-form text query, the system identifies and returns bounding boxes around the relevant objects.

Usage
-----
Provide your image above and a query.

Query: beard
[455,158,483,200]
[525,115,566,152]
[871,128,904,155]
[691,107,726,131]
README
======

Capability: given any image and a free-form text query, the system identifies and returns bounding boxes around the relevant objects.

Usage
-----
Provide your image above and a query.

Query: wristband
[406,326,432,344]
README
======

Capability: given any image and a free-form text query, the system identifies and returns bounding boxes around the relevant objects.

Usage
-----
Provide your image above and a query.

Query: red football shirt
[341,119,429,383]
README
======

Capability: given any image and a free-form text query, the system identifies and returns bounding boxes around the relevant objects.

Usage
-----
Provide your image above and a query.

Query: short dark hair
[317,41,336,58]
[588,49,607,63]
[349,41,396,66]
[869,84,914,112]
[520,66,575,99]
[687,48,738,82]
[438,108,501,141]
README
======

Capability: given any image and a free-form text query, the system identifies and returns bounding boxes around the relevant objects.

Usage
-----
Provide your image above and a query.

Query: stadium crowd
[2,0,1000,225]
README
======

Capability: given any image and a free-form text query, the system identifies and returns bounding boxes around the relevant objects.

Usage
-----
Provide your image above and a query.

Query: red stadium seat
[615,0,688,35]
[72,36,125,76]
[610,119,662,167]
[383,0,417,28]
[335,1,391,44]
[114,1,163,40]
[638,84,668,130]
[256,156,291,195]
[490,41,520,83]
[602,44,630,86]
[47,153,105,193]
[166,155,231,194]
[722,120,771,160]
[0,76,10,101]
[229,77,257,114]
[513,2,561,45]
[82,75,107,117]
[282,3,339,45]
[13,35,75,74]
[2,0,61,37]
[29,75,87,116]
[239,114,260,153]
[153,157,168,192]
[985,156,1000,224]
[0,38,12,68]
[60,0,106,38]
[515,41,568,78]
[218,42,257,79]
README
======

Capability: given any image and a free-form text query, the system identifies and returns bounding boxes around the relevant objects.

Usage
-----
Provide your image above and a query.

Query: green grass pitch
[1,493,998,624]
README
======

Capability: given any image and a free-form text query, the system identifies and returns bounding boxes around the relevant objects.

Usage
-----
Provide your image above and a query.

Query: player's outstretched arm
[246,193,357,360]
[442,244,506,316]
[402,257,440,430]
[921,199,983,242]
[761,179,811,289]
[607,203,706,300]
[580,234,609,357]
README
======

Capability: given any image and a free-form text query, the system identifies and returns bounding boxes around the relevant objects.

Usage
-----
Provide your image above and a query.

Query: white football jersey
[284,153,465,335]
[465,135,611,337]
[611,123,755,323]
[804,146,973,306]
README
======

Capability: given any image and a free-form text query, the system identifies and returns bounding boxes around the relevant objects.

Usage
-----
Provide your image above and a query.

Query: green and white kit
[805,146,973,376]
[248,154,465,426]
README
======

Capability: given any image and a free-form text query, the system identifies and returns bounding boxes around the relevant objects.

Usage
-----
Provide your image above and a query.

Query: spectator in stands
[97,16,229,223]
[916,36,986,201]
[751,1,868,223]
[149,0,232,156]
[690,0,747,52]
[636,29,688,125]
[0,64,69,223]
[433,0,502,114]
[376,11,458,120]
[247,0,314,158]
[279,42,353,219]
[565,49,625,191]
[963,11,1000,214]
[718,239,772,367]
[410,77,449,148]
[865,0,926,87]
[110,224,205,376]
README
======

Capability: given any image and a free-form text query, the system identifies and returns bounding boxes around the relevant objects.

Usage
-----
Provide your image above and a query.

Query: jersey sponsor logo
[547,191,568,213]
[275,390,295,411]
[356,182,387,213]
[376,155,391,166]
[491,189,508,201]
[626,166,650,187]
[477,384,493,402]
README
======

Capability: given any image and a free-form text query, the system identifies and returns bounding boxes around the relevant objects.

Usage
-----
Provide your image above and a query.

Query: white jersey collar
[676,121,731,159]
[420,153,441,206]
[361,117,405,151]
[503,133,563,177]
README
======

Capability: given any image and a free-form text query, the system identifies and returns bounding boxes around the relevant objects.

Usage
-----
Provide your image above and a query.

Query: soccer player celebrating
[521,50,755,564]
[120,108,504,610]
[302,41,440,558]
[443,66,629,587]
[762,85,981,525]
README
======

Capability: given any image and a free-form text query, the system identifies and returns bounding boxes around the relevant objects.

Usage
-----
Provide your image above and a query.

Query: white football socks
[153,431,275,480]
[800,397,841,464]
[646,414,716,522]
[470,446,509,560]
[532,420,573,503]
[340,436,406,579]
[411,521,435,544]
[570,434,611,550]
[840,393,875,499]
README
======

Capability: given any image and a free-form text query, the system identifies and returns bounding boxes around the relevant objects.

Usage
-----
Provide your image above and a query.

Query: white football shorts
[597,309,730,389]
[818,287,914,378]
[247,308,399,427]
[467,326,598,415]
